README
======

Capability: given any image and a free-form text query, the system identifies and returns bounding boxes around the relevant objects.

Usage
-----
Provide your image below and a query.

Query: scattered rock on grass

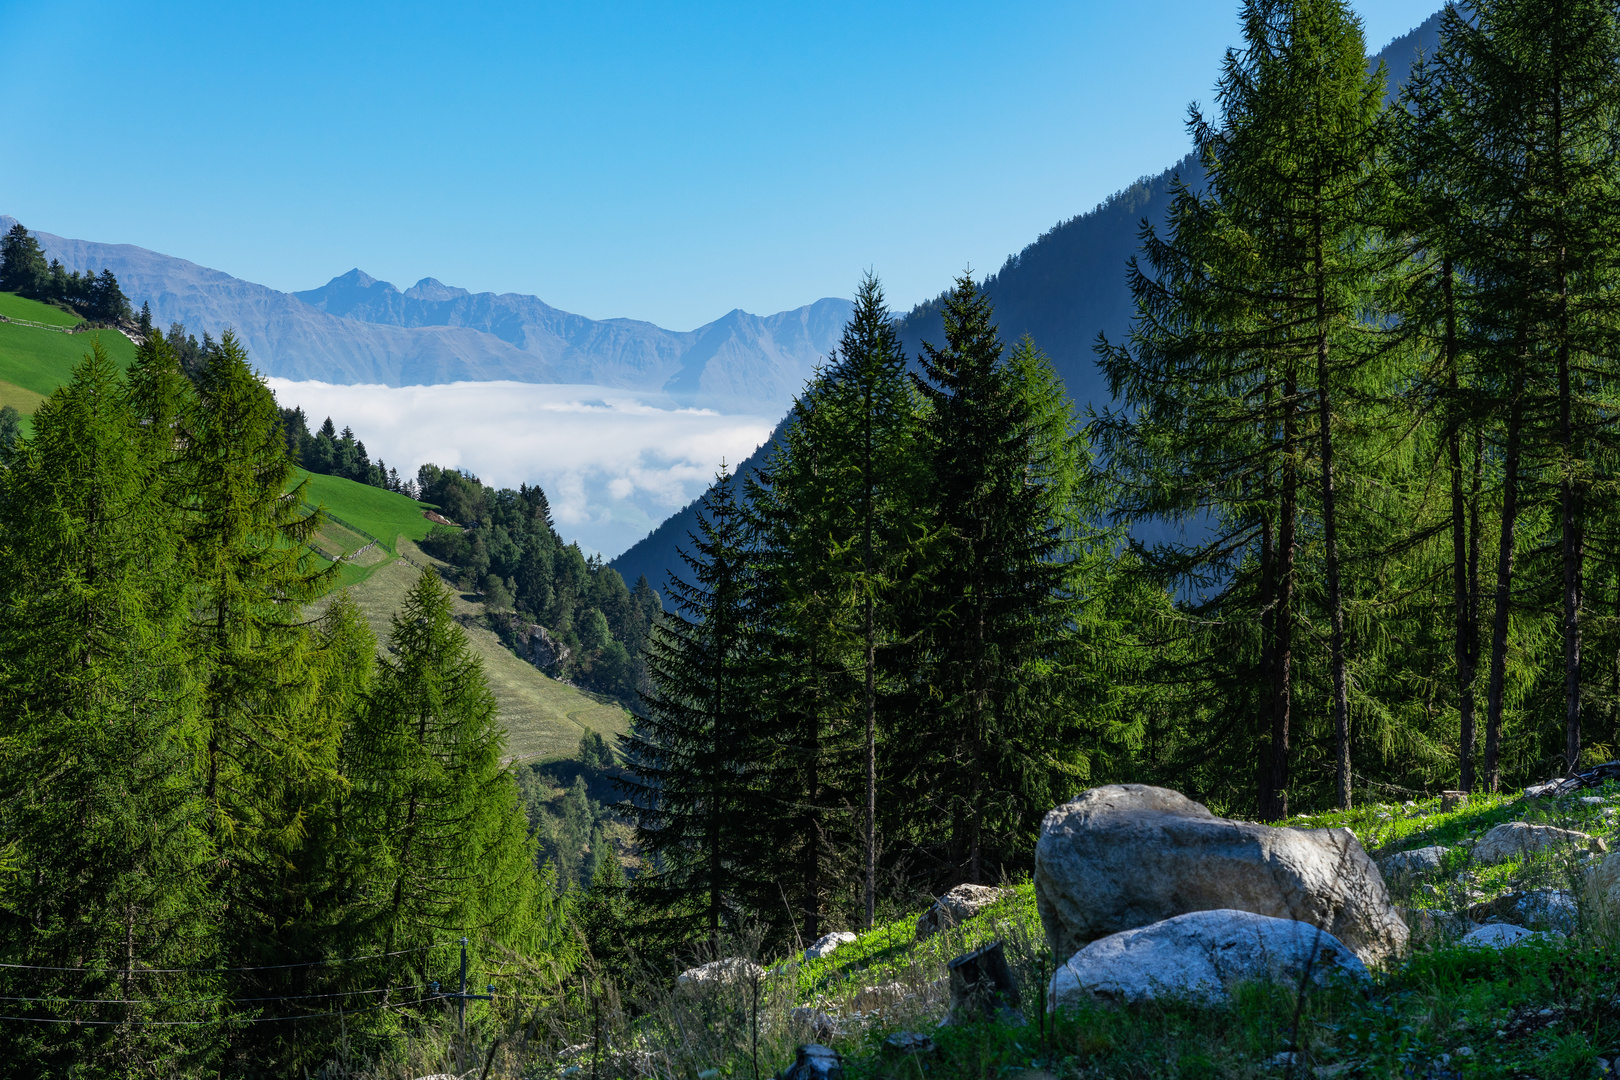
[788,1007,835,1040]
[677,958,764,987]
[1472,821,1604,864]
[1048,909,1369,1008]
[1380,846,1448,876]
[883,1032,935,1054]
[915,883,1010,940]
[1398,906,1472,946]
[802,931,856,961]
[1460,922,1562,949]
[1035,785,1408,966]
[852,981,907,1012]
[777,1044,841,1080]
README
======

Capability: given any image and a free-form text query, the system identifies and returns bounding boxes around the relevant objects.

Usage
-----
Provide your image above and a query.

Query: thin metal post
[459,937,469,1034]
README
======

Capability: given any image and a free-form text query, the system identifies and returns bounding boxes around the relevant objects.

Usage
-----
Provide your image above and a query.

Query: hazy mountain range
[0,217,851,413]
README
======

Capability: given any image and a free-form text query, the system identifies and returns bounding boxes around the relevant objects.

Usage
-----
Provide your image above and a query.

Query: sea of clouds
[264,379,775,559]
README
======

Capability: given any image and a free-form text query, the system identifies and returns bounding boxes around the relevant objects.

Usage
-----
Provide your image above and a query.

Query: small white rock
[1455,1046,1474,1057]
[803,930,857,961]
[1462,923,1562,949]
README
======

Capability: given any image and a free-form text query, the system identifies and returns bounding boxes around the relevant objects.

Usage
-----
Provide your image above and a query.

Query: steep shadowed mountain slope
[610,9,1445,590]
[0,218,851,412]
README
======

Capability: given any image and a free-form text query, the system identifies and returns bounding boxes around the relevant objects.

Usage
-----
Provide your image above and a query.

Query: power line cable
[0,982,430,1007]
[0,994,442,1027]
[0,941,455,975]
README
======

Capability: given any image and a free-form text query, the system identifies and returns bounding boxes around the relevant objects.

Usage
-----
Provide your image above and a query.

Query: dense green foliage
[0,334,573,1075]
[415,464,663,705]
[0,222,131,325]
[278,404,406,492]
[621,273,1129,952]
[614,0,1620,965]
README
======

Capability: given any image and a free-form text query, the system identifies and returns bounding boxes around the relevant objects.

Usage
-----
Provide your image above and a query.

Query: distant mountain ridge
[0,217,852,412]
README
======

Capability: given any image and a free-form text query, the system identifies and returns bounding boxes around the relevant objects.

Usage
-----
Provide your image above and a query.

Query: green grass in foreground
[0,320,136,400]
[0,290,82,327]
[480,790,1620,1080]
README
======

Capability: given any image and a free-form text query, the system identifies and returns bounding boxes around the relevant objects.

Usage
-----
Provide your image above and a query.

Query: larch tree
[1434,0,1620,781]
[345,567,547,990]
[0,344,210,1074]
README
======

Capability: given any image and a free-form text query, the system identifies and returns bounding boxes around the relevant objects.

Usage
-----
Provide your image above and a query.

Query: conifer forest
[5,0,1620,1074]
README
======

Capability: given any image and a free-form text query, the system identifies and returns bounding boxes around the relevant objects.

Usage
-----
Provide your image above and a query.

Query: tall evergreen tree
[1433,0,1620,780]
[618,467,772,948]
[345,567,549,991]
[823,273,918,928]
[1099,0,1394,812]
[0,344,212,1074]
[903,275,1096,882]
[0,222,47,297]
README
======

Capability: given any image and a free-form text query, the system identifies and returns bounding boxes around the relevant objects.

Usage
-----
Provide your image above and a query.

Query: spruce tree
[904,275,1093,882]
[821,273,918,928]
[747,378,863,942]
[0,222,47,296]
[618,466,772,948]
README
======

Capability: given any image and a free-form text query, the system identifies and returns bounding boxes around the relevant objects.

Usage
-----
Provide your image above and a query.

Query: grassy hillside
[0,295,137,402]
[0,291,82,327]
[0,294,627,766]
[308,537,630,763]
[296,469,438,555]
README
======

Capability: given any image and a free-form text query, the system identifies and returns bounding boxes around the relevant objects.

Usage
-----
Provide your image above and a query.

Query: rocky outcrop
[510,623,571,671]
[676,958,763,987]
[1034,784,1407,966]
[1473,821,1605,864]
[915,884,1010,940]
[1379,846,1447,877]
[803,931,856,961]
[1048,909,1369,1007]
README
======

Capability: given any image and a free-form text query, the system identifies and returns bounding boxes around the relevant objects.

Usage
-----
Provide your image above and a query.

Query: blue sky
[1,1,1437,331]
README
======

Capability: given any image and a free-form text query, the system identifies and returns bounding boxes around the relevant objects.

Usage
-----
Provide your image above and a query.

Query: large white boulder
[1048,909,1368,1008]
[1035,785,1408,966]
[1473,821,1604,865]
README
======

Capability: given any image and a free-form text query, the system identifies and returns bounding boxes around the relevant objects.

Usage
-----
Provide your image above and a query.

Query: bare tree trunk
[1257,509,1279,820]
[1443,258,1478,791]
[1546,66,1584,774]
[1270,376,1298,819]
[1315,219,1353,810]
[1485,391,1525,793]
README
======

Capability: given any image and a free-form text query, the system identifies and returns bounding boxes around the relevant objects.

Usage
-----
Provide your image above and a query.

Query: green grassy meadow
[0,319,136,400]
[0,291,83,327]
[297,469,439,555]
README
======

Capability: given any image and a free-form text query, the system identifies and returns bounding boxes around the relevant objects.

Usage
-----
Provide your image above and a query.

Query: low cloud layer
[265,379,775,558]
